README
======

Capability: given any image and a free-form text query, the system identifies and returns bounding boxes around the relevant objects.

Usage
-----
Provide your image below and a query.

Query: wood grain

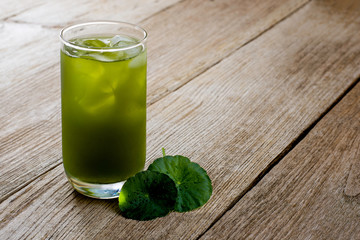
[0,24,61,201]
[0,0,45,20]
[200,83,360,240]
[1,0,359,239]
[142,0,310,104]
[0,0,309,202]
[6,0,182,28]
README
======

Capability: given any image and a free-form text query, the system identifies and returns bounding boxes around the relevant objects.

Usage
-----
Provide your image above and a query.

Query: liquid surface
[61,35,146,183]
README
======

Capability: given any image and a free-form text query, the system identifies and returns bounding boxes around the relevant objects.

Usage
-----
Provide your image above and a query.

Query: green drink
[60,22,147,199]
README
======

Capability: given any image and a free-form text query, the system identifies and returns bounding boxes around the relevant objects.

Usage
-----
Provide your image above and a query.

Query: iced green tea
[60,22,147,198]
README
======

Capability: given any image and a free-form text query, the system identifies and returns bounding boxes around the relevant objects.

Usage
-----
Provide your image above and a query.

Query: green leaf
[118,171,177,221]
[148,155,212,212]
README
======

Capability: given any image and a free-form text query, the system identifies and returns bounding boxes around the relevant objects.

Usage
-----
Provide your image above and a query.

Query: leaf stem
[162,148,166,157]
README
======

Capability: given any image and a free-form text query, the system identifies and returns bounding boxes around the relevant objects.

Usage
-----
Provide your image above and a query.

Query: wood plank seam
[3,19,65,30]
[2,0,187,29]
[2,2,45,21]
[196,77,360,240]
[147,0,312,107]
[199,80,360,239]
[139,0,187,24]
[0,158,61,204]
[344,137,360,198]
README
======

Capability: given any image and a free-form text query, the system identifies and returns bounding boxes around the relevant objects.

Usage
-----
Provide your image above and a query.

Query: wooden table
[1,0,359,239]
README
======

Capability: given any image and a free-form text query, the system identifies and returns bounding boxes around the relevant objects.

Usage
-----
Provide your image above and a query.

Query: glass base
[66,174,125,199]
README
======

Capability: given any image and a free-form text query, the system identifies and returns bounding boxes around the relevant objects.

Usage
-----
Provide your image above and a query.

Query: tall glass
[60,21,147,199]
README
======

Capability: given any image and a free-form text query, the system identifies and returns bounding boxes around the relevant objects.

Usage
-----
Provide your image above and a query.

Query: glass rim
[60,21,147,52]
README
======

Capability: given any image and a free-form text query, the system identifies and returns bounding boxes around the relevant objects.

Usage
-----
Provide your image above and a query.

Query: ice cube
[109,35,136,47]
[79,93,116,115]
[123,46,142,59]
[81,52,124,62]
[129,50,146,68]
[73,38,104,48]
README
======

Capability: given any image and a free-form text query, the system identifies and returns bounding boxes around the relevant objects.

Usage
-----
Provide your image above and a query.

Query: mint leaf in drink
[118,171,177,221]
[148,154,212,212]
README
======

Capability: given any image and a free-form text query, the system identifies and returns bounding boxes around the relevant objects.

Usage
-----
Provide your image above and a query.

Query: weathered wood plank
[201,83,360,240]
[6,0,182,27]
[1,0,359,239]
[0,0,45,20]
[0,24,60,201]
[0,0,309,202]
[142,0,310,104]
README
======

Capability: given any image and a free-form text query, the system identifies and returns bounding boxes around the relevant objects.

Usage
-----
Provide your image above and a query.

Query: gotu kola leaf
[148,155,212,212]
[118,171,177,221]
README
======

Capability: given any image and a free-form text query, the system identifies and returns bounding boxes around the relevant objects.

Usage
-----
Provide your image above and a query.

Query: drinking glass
[60,21,147,199]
